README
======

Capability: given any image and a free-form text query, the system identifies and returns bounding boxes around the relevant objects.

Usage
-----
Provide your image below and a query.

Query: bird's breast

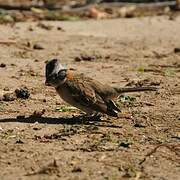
[56,86,75,105]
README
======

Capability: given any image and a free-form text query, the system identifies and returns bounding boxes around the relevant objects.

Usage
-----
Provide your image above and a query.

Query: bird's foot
[84,112,102,121]
[71,113,102,121]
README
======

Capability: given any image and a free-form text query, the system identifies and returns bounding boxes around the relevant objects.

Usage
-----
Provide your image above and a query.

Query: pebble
[0,63,6,68]
[33,43,44,50]
[3,93,16,101]
[15,87,30,99]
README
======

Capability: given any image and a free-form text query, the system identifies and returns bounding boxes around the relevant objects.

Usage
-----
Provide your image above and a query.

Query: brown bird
[45,59,157,117]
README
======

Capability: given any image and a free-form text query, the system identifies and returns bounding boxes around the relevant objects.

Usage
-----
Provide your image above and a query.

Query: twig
[139,101,155,106]
[0,41,16,45]
[139,143,180,165]
[139,144,161,165]
[149,64,180,68]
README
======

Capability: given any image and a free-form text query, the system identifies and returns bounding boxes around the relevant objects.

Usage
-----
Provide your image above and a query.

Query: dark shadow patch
[0,115,122,129]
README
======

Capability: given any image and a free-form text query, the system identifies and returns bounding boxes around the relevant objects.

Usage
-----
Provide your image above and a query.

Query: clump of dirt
[0,63,6,67]
[15,87,30,99]
[3,93,16,101]
[74,53,102,62]
[33,43,45,50]
[30,109,46,118]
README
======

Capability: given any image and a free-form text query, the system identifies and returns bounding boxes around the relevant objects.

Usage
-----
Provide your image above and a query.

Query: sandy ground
[0,16,180,180]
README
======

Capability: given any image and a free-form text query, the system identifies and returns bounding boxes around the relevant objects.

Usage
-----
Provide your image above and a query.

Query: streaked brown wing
[65,78,108,113]
[79,75,118,100]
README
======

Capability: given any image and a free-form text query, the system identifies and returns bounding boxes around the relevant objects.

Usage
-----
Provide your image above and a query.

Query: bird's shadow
[0,115,122,128]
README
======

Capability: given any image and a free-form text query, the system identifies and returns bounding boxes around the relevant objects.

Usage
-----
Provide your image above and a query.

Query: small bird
[45,59,157,117]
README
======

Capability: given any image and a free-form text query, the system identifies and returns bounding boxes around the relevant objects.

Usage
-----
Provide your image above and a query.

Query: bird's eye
[58,70,66,80]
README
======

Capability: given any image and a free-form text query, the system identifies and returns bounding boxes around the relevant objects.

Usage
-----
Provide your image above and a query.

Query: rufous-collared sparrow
[45,59,157,117]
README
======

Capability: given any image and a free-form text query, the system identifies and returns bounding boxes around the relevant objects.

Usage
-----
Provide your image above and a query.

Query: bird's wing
[83,75,118,100]
[80,76,121,114]
[65,78,108,113]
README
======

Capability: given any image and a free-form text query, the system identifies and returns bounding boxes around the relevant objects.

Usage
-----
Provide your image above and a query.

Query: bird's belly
[56,87,93,114]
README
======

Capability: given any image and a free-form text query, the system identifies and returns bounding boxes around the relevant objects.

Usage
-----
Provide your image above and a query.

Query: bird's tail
[114,86,157,93]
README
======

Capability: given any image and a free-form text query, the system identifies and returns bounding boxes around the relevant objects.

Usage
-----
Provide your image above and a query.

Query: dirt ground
[0,16,180,180]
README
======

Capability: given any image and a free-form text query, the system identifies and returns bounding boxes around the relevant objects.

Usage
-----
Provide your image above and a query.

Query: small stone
[74,57,81,62]
[81,54,95,61]
[134,123,146,128]
[3,93,16,101]
[15,87,30,99]
[57,26,65,31]
[31,109,45,118]
[29,69,36,76]
[174,48,180,53]
[3,87,10,91]
[74,54,96,62]
[119,140,133,148]
[28,26,34,31]
[33,44,44,50]
[0,63,6,68]
[27,41,31,47]
[15,139,24,144]
[72,166,82,173]
[33,127,41,131]
[56,101,61,105]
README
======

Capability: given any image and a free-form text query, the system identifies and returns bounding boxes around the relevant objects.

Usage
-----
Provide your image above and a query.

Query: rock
[28,26,34,31]
[15,139,24,144]
[33,43,44,50]
[3,93,16,101]
[74,57,81,62]
[15,87,30,99]
[72,166,82,173]
[0,63,6,68]
[74,54,98,62]
[3,87,10,91]
[30,109,45,118]
[174,47,180,53]
[119,140,133,148]
[57,26,65,31]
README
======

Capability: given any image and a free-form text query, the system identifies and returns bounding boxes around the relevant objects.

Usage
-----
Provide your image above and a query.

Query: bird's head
[45,59,67,88]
